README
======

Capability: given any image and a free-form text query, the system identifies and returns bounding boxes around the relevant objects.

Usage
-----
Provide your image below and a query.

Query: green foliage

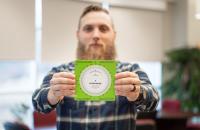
[162,48,200,112]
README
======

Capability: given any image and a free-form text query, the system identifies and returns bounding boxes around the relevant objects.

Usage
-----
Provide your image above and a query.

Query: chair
[33,110,56,129]
[3,121,30,130]
[136,111,157,130]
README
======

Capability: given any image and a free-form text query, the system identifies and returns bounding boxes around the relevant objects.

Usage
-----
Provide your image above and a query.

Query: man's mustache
[90,43,103,46]
[89,43,104,48]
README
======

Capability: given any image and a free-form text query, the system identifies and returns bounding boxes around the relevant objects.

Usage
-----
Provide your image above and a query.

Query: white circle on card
[79,65,111,96]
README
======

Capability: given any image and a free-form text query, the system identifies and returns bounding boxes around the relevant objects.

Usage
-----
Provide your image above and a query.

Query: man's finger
[53,90,64,97]
[115,77,140,85]
[52,89,75,97]
[115,90,127,96]
[63,90,75,96]
[53,72,75,79]
[115,72,138,79]
[52,84,75,91]
[116,84,140,93]
[50,78,75,85]
[115,85,134,92]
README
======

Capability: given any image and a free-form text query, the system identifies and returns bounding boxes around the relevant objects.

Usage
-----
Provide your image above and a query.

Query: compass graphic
[80,65,111,96]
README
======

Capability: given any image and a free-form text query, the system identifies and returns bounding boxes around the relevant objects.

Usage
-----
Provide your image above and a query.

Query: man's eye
[99,26,109,33]
[83,26,93,32]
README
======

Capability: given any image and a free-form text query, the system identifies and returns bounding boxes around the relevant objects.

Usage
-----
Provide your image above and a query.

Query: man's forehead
[80,12,113,27]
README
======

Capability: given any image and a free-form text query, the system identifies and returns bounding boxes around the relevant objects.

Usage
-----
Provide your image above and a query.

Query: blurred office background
[0,0,200,130]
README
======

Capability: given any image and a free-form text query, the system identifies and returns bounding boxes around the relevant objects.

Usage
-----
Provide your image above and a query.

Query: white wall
[188,0,200,47]
[162,0,189,52]
[162,2,173,53]
[170,0,188,48]
[165,0,200,49]
[111,7,164,62]
[0,0,35,60]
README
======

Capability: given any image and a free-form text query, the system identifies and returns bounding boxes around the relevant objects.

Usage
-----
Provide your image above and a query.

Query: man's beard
[76,42,117,60]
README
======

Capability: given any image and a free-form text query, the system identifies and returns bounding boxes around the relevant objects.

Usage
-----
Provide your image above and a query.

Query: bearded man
[32,5,159,130]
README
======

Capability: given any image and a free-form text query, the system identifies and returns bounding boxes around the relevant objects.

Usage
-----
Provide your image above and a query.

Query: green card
[75,60,116,101]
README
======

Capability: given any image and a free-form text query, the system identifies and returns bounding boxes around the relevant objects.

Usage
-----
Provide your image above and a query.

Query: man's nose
[92,29,100,41]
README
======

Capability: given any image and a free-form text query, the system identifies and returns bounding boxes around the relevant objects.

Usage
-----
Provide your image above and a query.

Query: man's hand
[115,71,141,101]
[48,72,75,105]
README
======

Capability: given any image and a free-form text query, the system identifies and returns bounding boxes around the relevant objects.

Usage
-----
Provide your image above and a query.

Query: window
[0,61,35,94]
[137,61,162,110]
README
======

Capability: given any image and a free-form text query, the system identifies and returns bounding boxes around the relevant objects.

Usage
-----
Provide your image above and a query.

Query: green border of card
[75,60,116,101]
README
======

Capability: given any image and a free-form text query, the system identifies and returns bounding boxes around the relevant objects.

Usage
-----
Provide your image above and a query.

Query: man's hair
[78,5,114,30]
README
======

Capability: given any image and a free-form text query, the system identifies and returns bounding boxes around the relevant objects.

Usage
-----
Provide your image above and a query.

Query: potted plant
[162,47,200,113]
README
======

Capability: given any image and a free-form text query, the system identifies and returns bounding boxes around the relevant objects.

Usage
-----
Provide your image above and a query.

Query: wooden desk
[187,116,200,130]
[156,111,200,130]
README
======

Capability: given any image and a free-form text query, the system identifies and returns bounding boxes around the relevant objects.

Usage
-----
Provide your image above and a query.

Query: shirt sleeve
[32,67,60,113]
[131,63,160,112]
